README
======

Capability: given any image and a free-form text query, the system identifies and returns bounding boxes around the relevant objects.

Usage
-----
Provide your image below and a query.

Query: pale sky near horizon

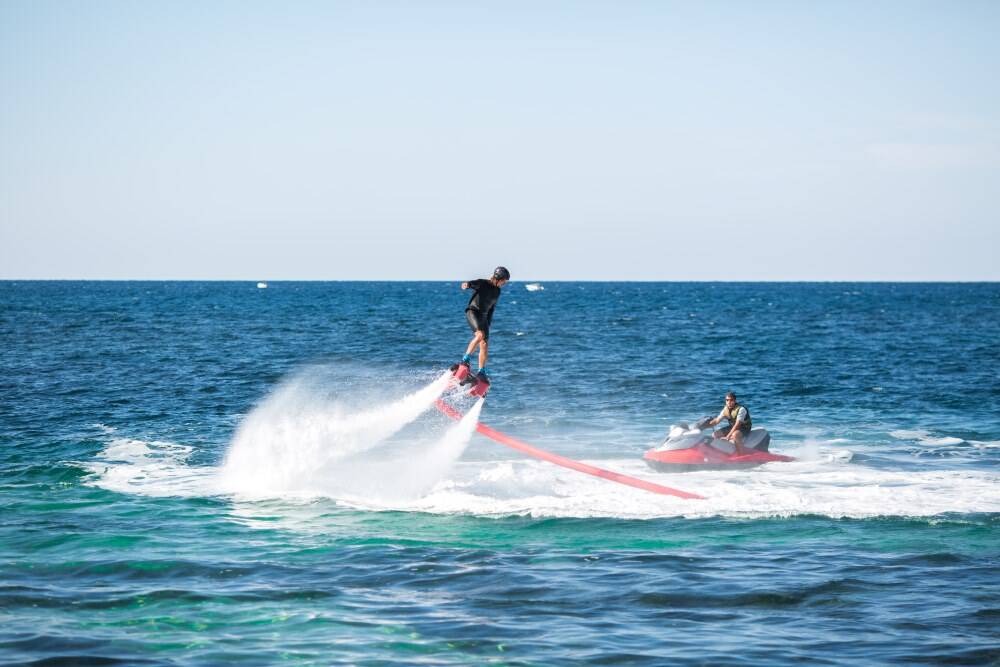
[2,1,998,281]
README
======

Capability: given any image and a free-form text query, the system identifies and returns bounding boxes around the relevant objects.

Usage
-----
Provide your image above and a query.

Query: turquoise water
[2,281,998,665]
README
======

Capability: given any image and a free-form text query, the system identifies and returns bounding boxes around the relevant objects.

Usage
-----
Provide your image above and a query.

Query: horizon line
[2,278,997,284]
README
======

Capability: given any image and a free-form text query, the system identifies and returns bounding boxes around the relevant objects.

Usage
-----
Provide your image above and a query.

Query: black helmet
[493,266,510,281]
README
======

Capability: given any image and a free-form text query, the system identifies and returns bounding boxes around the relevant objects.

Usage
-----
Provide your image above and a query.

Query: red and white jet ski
[644,417,794,472]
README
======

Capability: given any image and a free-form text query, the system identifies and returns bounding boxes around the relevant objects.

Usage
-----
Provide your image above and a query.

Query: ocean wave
[890,429,966,447]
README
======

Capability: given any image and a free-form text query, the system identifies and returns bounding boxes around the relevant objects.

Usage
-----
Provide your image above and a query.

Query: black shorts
[466,309,490,341]
[732,423,752,435]
[718,423,751,436]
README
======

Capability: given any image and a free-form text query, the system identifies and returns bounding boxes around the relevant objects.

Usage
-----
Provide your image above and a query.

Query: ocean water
[1,281,998,666]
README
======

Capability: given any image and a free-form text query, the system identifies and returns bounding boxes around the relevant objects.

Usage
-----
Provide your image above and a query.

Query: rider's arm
[464,279,487,291]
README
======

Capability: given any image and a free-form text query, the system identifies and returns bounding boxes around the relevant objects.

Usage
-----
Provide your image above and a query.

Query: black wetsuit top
[465,279,501,338]
[465,279,501,317]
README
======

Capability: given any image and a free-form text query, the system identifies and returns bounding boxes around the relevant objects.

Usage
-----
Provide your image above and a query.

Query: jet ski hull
[644,428,794,472]
[644,443,794,472]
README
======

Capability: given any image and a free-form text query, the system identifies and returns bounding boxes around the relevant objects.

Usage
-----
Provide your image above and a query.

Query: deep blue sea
[2,281,998,666]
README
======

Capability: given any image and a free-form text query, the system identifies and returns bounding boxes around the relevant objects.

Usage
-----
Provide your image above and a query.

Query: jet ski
[644,417,794,472]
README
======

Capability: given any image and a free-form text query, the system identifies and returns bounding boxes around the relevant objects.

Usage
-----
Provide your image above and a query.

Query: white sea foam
[85,430,1000,519]
[84,437,217,497]
[924,437,965,446]
[389,455,1000,519]
[970,440,1000,450]
[890,429,966,447]
[82,377,1000,520]
[890,430,926,440]
[83,432,1000,519]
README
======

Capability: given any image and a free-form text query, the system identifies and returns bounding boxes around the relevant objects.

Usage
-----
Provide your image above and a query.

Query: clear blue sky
[2,1,997,280]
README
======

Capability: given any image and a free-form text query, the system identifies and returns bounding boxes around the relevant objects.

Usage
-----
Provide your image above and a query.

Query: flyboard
[440,363,703,500]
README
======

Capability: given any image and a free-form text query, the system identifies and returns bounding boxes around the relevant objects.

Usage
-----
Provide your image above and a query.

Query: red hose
[435,399,704,500]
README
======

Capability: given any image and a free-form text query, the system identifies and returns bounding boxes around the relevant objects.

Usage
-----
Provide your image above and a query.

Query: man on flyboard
[451,266,510,398]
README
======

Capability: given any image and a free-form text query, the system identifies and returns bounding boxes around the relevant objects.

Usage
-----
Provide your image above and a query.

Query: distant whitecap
[525,283,544,292]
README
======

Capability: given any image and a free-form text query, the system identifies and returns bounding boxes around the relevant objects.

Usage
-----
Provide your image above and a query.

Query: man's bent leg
[465,331,484,358]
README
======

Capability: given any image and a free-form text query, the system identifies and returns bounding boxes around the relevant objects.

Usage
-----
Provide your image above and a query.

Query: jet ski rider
[459,266,510,378]
[707,392,752,455]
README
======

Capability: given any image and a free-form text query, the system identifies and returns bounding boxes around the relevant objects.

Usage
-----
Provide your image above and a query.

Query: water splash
[336,398,486,507]
[217,370,452,497]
